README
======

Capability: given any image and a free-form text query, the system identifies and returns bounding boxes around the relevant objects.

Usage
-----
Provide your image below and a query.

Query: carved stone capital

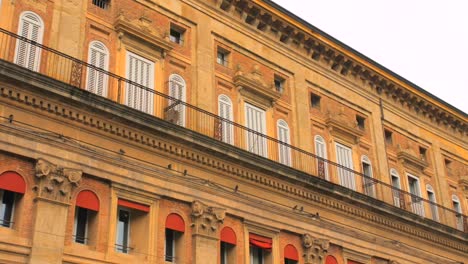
[302,233,329,264]
[190,200,226,238]
[34,158,82,203]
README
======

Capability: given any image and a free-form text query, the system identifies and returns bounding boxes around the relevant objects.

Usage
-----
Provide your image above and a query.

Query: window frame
[244,103,267,157]
[390,169,402,208]
[216,47,230,67]
[407,174,424,217]
[277,119,291,166]
[218,94,234,145]
[452,195,464,231]
[361,155,375,197]
[14,11,44,72]
[335,142,355,190]
[426,184,439,222]
[125,51,155,114]
[115,208,131,253]
[168,73,187,127]
[85,40,109,97]
[0,189,15,228]
[314,135,329,180]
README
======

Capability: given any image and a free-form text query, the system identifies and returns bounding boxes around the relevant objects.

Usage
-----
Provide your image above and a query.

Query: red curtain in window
[221,226,237,245]
[0,171,26,194]
[284,244,299,261]
[326,255,338,264]
[166,213,185,232]
[117,198,150,212]
[76,190,100,211]
[249,233,272,249]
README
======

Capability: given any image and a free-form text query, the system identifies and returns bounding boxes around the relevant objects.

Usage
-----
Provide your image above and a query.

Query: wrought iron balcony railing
[0,27,466,232]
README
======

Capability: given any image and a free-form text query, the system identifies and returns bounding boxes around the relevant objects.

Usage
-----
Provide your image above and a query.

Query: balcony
[0,27,466,233]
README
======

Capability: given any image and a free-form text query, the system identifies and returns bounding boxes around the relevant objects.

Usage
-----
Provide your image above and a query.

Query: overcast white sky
[272,0,468,114]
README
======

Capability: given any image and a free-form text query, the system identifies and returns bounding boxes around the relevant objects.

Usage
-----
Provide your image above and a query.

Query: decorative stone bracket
[190,200,226,238]
[34,158,82,203]
[234,64,282,109]
[302,233,330,264]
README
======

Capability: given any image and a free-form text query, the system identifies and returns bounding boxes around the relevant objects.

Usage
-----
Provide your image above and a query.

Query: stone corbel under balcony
[325,109,364,145]
[234,64,282,109]
[397,145,428,172]
[114,11,174,58]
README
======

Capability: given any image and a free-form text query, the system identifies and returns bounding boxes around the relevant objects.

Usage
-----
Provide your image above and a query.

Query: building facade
[0,0,467,263]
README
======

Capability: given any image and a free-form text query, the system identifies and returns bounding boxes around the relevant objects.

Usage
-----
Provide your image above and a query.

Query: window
[15,11,44,71]
[86,41,109,97]
[361,156,375,198]
[218,95,234,144]
[165,213,185,262]
[335,143,355,190]
[92,0,110,9]
[315,135,329,180]
[274,76,285,93]
[115,199,150,253]
[277,120,291,166]
[390,169,402,208]
[125,51,155,114]
[452,195,464,231]
[217,47,229,66]
[384,129,393,145]
[407,174,424,216]
[0,171,26,228]
[249,233,272,264]
[167,74,187,126]
[284,244,298,264]
[310,93,321,108]
[74,190,99,244]
[220,227,236,264]
[245,103,267,157]
[419,147,427,161]
[426,185,439,222]
[356,115,365,130]
[169,24,185,45]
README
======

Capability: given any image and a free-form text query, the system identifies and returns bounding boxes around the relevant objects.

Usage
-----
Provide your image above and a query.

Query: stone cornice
[214,0,467,136]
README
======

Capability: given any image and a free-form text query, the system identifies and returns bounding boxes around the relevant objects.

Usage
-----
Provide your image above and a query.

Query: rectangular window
[116,209,130,253]
[92,0,110,9]
[74,207,89,244]
[310,93,321,108]
[453,200,464,231]
[169,24,185,45]
[217,48,229,66]
[407,175,424,216]
[165,228,183,262]
[391,175,401,208]
[0,190,15,228]
[250,245,264,264]
[427,190,439,222]
[356,115,365,130]
[125,51,155,114]
[274,75,285,93]
[384,129,393,145]
[245,103,267,157]
[362,162,375,197]
[285,259,297,264]
[419,147,427,161]
[335,143,355,190]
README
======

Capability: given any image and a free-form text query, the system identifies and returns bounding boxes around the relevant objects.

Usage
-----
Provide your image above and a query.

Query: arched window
[15,11,44,71]
[390,169,402,208]
[452,195,464,231]
[0,171,26,228]
[425,184,439,222]
[284,244,298,264]
[314,135,329,180]
[217,95,234,144]
[165,213,185,262]
[86,41,109,97]
[74,190,100,244]
[220,226,237,264]
[168,74,186,127]
[361,155,375,197]
[277,119,291,166]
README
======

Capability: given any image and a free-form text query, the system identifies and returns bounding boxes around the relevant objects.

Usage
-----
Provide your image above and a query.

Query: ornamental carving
[234,64,282,108]
[325,107,364,145]
[302,233,329,264]
[34,158,82,203]
[190,200,226,238]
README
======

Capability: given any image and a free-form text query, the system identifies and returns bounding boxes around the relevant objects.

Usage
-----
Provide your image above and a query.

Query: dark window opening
[356,115,365,130]
[250,245,264,264]
[221,241,235,264]
[92,0,110,10]
[274,76,285,93]
[217,48,229,66]
[74,207,89,244]
[0,190,15,228]
[310,94,321,108]
[116,209,130,253]
[285,259,297,264]
[384,129,393,145]
[169,25,185,45]
[419,147,427,161]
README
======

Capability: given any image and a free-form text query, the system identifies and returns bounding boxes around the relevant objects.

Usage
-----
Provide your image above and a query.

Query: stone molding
[0,83,467,253]
[213,0,467,135]
[302,233,329,264]
[326,107,364,145]
[396,144,428,172]
[34,158,82,203]
[190,200,226,238]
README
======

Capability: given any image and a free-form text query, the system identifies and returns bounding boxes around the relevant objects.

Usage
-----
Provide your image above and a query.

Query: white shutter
[245,103,267,157]
[125,52,154,114]
[277,120,291,166]
[15,12,43,72]
[336,143,355,190]
[218,95,233,144]
[315,136,329,180]
[168,74,186,126]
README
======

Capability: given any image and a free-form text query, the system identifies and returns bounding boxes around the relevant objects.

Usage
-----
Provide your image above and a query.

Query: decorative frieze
[302,233,329,264]
[190,200,226,238]
[34,158,82,203]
